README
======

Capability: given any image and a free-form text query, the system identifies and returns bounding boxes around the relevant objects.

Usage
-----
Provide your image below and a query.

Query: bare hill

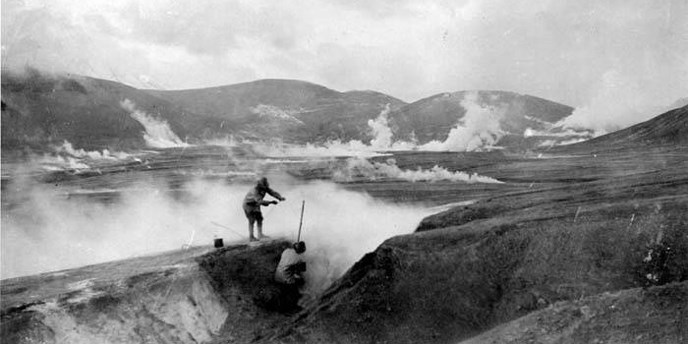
[388,90,589,151]
[1,70,207,151]
[146,79,407,143]
[3,70,597,153]
[1,72,406,152]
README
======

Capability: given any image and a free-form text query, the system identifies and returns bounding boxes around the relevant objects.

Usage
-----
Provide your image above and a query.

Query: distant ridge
[387,90,585,151]
[8,69,665,153]
[1,70,196,151]
[146,78,406,143]
[1,72,405,150]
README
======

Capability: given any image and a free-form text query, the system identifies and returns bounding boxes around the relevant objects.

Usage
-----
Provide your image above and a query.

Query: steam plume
[421,92,505,151]
[121,99,189,148]
[333,157,503,184]
[1,176,432,295]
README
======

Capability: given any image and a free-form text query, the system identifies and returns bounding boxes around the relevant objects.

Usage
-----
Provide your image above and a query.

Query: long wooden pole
[297,200,305,242]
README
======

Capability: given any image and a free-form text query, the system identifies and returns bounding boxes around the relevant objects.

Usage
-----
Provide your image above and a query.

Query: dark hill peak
[344,89,405,101]
[1,71,194,151]
[388,89,578,151]
[146,78,406,144]
[165,78,339,95]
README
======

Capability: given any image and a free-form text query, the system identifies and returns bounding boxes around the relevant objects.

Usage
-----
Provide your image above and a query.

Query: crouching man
[274,241,307,312]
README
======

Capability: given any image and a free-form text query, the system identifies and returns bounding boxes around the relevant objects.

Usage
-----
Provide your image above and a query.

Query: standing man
[243,177,286,242]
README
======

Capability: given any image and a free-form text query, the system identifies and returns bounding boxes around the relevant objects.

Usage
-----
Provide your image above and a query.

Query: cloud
[2,0,687,128]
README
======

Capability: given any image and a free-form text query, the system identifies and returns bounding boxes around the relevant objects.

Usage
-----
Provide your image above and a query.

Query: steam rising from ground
[252,140,391,158]
[36,141,133,172]
[252,93,507,158]
[1,176,432,294]
[121,99,189,148]
[333,158,503,184]
[421,92,506,151]
[556,70,680,135]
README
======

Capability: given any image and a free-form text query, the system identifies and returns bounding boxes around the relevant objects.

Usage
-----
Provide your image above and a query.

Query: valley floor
[2,144,687,343]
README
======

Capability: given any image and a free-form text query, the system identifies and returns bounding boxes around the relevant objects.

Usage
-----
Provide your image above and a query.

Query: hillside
[4,69,612,153]
[388,90,591,151]
[146,79,407,143]
[0,240,295,343]
[2,115,687,343]
[3,70,599,154]
[271,144,688,343]
[460,281,688,344]
[1,70,208,151]
[1,72,407,152]
[556,104,688,151]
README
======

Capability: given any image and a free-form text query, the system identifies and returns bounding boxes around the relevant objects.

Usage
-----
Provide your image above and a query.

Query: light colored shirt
[274,248,304,284]
[243,186,283,207]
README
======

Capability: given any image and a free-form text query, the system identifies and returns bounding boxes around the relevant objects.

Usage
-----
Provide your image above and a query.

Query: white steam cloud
[250,104,304,124]
[1,176,432,295]
[367,103,408,150]
[252,140,390,158]
[557,70,674,135]
[252,94,506,158]
[333,158,503,184]
[37,141,133,172]
[421,92,505,151]
[251,104,415,158]
[121,99,189,148]
[56,141,130,160]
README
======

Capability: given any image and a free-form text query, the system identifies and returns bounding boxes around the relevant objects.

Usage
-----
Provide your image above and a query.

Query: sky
[2,0,687,131]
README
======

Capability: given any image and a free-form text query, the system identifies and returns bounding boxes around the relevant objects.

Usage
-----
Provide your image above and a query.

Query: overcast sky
[2,0,687,130]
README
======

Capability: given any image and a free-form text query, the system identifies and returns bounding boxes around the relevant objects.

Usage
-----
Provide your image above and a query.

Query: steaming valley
[1,72,687,343]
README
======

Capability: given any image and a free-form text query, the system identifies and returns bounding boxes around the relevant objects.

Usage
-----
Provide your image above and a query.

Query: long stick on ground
[210,221,243,238]
[297,200,305,242]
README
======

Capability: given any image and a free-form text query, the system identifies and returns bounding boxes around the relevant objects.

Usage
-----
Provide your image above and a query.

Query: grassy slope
[1,71,208,151]
[460,281,688,344]
[146,79,407,143]
[387,90,576,149]
[555,105,688,151]
[1,72,406,152]
[273,145,688,344]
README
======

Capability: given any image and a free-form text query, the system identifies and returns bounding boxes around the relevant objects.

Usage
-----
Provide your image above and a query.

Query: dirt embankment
[1,241,295,344]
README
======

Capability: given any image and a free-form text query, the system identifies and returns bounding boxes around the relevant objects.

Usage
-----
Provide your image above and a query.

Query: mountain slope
[146,79,407,143]
[559,104,688,151]
[1,70,205,151]
[1,72,407,152]
[388,91,591,151]
[272,146,688,343]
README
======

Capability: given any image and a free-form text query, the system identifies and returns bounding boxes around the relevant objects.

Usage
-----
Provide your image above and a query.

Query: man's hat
[293,241,306,253]
[257,177,269,188]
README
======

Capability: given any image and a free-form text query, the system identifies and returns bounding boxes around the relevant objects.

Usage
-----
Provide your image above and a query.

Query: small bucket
[214,238,224,248]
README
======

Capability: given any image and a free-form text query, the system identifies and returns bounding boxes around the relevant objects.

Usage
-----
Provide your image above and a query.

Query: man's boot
[257,222,270,240]
[248,223,257,242]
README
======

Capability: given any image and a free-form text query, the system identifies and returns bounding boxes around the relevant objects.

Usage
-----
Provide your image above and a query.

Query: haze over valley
[1,1,687,343]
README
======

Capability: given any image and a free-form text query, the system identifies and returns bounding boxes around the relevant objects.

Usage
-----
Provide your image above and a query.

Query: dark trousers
[278,278,304,313]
